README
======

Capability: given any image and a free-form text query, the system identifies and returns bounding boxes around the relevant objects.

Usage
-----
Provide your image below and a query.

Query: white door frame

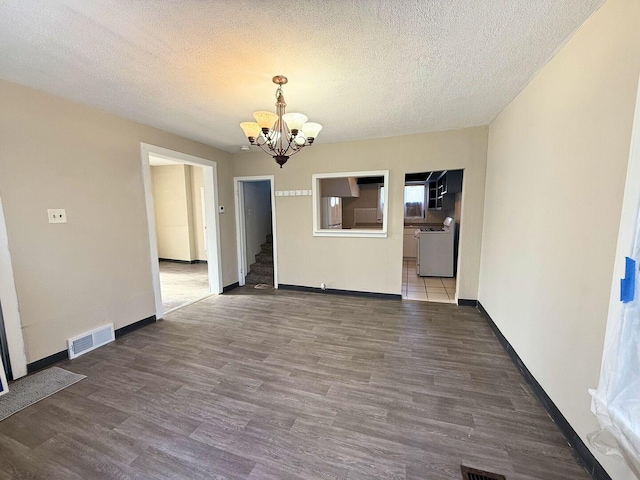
[0,197,28,379]
[200,187,207,253]
[233,176,278,288]
[140,143,223,319]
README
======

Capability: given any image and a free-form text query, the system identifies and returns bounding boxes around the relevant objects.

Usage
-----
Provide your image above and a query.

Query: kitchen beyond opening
[402,169,463,303]
[313,170,389,238]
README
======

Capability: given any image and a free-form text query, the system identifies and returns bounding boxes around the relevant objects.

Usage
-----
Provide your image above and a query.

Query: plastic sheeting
[589,209,640,477]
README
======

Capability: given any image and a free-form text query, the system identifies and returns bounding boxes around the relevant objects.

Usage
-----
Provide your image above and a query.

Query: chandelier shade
[282,113,308,131]
[301,122,323,140]
[239,122,261,139]
[239,76,322,168]
[252,111,278,130]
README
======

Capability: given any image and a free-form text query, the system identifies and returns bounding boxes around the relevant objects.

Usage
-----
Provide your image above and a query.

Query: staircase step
[255,251,273,264]
[249,262,274,276]
[245,232,274,285]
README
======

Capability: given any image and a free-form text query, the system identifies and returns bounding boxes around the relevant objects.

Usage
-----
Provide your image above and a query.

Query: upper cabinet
[445,170,463,194]
[427,170,462,211]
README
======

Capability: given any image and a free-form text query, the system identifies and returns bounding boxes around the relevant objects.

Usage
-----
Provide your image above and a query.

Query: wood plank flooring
[0,288,591,479]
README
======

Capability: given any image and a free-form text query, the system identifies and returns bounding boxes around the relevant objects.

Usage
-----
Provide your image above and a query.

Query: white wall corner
[0,197,28,378]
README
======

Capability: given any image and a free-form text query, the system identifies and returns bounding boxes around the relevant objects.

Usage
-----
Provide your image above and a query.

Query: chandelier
[240,75,322,168]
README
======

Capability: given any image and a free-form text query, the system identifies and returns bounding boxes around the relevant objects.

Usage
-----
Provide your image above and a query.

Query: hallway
[159,261,209,312]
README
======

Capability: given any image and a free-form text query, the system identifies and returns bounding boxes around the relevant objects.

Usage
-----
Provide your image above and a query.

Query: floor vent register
[461,465,507,480]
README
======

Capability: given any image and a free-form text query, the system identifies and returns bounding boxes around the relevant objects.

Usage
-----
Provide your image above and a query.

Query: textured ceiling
[0,0,604,152]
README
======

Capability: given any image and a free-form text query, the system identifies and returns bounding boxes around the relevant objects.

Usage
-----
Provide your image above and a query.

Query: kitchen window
[404,183,425,220]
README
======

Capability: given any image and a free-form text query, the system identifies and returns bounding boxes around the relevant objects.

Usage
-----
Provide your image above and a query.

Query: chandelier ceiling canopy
[240,75,322,168]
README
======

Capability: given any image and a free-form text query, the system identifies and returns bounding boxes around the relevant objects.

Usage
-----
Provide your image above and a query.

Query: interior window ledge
[313,229,387,238]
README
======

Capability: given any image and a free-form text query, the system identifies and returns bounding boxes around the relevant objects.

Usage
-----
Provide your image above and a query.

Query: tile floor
[159,261,210,313]
[402,257,456,303]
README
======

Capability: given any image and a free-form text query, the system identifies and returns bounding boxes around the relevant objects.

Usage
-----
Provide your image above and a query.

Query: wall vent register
[67,323,115,359]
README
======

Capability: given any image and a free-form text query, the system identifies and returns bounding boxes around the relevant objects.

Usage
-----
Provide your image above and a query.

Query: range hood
[320,177,360,197]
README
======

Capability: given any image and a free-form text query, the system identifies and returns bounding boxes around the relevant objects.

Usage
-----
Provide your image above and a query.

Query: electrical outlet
[47,209,67,224]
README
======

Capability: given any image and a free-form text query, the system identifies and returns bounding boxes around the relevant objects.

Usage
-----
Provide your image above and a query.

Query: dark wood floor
[0,288,590,479]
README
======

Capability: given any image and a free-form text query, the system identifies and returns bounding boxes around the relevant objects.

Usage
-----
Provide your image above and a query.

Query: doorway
[151,161,209,312]
[140,144,223,318]
[234,176,278,288]
[401,170,463,303]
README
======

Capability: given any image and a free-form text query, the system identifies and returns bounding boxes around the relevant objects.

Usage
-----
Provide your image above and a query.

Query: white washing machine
[415,217,455,277]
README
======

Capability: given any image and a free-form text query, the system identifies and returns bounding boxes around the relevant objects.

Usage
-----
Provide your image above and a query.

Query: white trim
[200,187,207,253]
[312,170,390,238]
[140,150,163,318]
[0,197,27,379]
[202,166,223,293]
[453,173,465,303]
[140,143,223,319]
[234,181,247,286]
[233,176,278,288]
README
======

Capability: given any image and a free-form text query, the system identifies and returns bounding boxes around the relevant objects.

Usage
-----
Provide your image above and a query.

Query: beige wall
[479,0,640,478]
[0,79,236,364]
[150,164,207,262]
[151,165,194,261]
[233,126,488,298]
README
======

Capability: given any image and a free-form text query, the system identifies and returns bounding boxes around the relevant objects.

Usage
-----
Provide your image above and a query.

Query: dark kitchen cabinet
[427,170,462,210]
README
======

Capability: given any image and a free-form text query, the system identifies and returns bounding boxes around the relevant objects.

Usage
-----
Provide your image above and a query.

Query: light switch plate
[47,209,67,224]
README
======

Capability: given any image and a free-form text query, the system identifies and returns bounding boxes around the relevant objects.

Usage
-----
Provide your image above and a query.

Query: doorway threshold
[162,292,216,316]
